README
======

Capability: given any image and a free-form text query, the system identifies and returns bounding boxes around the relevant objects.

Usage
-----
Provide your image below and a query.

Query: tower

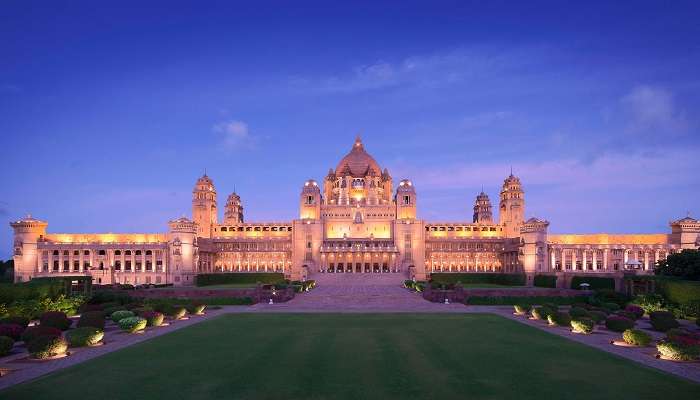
[520,217,550,286]
[9,215,48,282]
[300,179,321,220]
[499,172,525,237]
[396,179,417,220]
[192,174,217,238]
[168,217,198,286]
[670,215,700,249]
[473,191,493,224]
[224,192,244,224]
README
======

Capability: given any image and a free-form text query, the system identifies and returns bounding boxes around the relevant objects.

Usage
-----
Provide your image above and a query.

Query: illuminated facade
[10,137,700,286]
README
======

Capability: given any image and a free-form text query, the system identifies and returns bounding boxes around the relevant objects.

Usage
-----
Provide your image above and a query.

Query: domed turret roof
[194,174,215,192]
[335,136,382,177]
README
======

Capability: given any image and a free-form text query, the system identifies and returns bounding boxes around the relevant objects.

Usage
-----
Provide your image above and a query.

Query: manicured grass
[198,283,257,289]
[3,314,699,399]
[460,283,524,288]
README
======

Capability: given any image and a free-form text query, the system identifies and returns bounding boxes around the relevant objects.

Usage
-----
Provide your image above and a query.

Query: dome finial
[354,135,363,149]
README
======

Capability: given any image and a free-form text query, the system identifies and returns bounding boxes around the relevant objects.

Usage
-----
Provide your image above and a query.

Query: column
[592,250,597,271]
[654,249,660,267]
[603,248,609,270]
[47,251,53,273]
[550,248,556,271]
[582,250,588,272]
[644,251,649,270]
[623,248,629,268]
[79,250,83,273]
[571,249,577,271]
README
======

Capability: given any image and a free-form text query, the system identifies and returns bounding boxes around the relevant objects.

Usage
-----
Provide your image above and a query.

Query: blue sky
[1,1,699,260]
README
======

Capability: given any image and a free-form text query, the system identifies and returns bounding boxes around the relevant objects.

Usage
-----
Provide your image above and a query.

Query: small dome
[335,136,382,177]
[194,174,216,192]
[397,179,415,192]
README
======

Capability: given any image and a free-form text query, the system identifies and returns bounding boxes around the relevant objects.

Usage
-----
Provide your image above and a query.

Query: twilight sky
[1,1,699,260]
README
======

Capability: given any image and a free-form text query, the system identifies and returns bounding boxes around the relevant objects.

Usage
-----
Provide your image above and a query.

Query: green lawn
[460,283,524,288]
[196,283,257,289]
[3,314,699,400]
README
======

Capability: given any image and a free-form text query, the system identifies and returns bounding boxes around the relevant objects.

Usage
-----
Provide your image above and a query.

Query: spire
[509,165,513,177]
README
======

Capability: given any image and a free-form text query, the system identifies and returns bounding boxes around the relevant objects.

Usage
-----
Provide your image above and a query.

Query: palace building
[9,137,700,286]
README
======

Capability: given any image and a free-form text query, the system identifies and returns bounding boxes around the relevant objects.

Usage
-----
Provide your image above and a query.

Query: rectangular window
[63,260,69,271]
[125,261,132,271]
[403,195,411,205]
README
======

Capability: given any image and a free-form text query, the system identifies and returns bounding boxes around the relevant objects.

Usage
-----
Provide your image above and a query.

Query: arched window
[125,250,132,255]
[115,250,121,256]
[145,250,152,255]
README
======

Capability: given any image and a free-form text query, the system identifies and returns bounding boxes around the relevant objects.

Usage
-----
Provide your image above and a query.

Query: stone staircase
[251,273,465,312]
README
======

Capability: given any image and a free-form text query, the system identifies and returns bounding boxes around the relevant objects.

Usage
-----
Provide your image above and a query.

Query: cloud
[621,85,688,135]
[213,120,255,150]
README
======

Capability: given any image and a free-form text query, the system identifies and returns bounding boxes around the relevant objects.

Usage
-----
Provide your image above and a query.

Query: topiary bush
[187,304,206,315]
[168,307,187,320]
[103,306,127,318]
[589,310,608,324]
[571,318,595,334]
[531,307,551,320]
[513,304,531,315]
[622,329,652,346]
[111,310,135,323]
[0,336,14,356]
[649,311,680,332]
[0,323,23,341]
[142,311,164,327]
[77,311,105,330]
[547,312,571,327]
[625,304,645,319]
[65,327,104,347]
[632,293,666,314]
[615,310,637,321]
[656,340,700,361]
[27,335,69,359]
[0,316,30,329]
[605,316,635,332]
[21,326,62,343]
[569,307,590,319]
[118,317,147,333]
[602,302,621,312]
[39,311,72,331]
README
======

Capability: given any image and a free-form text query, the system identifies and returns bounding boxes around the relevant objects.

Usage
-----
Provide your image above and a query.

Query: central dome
[335,136,382,177]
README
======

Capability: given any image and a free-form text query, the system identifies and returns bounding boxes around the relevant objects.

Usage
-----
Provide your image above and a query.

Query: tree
[0,259,13,283]
[655,249,700,281]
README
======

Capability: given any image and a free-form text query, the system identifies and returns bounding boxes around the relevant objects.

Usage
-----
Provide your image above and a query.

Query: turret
[9,215,48,282]
[300,179,321,220]
[396,179,417,220]
[192,174,217,238]
[473,191,493,224]
[224,192,244,224]
[499,172,525,238]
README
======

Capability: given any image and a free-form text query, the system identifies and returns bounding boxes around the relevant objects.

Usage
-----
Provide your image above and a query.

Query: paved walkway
[1,276,699,389]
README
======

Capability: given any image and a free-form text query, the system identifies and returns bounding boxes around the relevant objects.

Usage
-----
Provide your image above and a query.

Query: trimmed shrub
[658,279,700,305]
[571,276,615,290]
[39,311,72,331]
[616,310,637,321]
[624,304,645,319]
[533,275,557,288]
[547,312,571,327]
[0,336,14,356]
[571,318,595,334]
[605,316,635,332]
[697,317,700,328]
[21,326,62,343]
[589,310,608,324]
[65,327,104,347]
[118,317,147,333]
[623,329,652,346]
[77,311,105,330]
[142,311,164,327]
[569,307,590,319]
[79,303,104,313]
[602,302,620,312]
[0,316,30,329]
[543,303,559,312]
[589,289,630,307]
[403,280,415,290]
[168,307,187,320]
[531,307,552,320]
[656,340,700,361]
[111,310,135,323]
[187,304,206,315]
[513,304,531,315]
[0,323,23,341]
[649,311,680,332]
[27,335,68,359]
[465,296,589,306]
[103,306,127,318]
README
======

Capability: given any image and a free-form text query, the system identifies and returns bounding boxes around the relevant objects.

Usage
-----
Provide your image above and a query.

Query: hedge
[431,273,525,286]
[0,280,65,304]
[28,335,68,359]
[465,295,589,306]
[658,280,700,305]
[65,327,103,347]
[39,311,72,331]
[0,336,13,356]
[196,273,285,287]
[144,297,254,306]
[570,276,615,290]
[533,275,557,288]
